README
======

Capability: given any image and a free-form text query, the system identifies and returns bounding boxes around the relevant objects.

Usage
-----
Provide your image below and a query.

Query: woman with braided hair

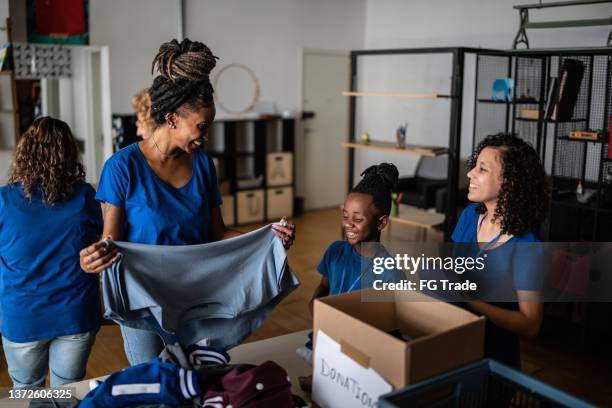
[78,39,296,365]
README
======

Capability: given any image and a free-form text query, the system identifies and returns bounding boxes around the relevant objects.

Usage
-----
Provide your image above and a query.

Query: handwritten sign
[312,330,393,408]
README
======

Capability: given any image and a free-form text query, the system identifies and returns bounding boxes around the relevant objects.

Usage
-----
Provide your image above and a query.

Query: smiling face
[342,192,383,245]
[169,104,216,153]
[467,146,503,205]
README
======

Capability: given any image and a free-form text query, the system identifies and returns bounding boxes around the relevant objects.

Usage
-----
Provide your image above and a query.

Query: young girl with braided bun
[309,162,404,311]
[79,39,295,365]
[298,163,403,391]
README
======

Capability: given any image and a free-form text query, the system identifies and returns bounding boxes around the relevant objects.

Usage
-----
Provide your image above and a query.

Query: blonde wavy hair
[9,116,85,203]
[131,88,156,135]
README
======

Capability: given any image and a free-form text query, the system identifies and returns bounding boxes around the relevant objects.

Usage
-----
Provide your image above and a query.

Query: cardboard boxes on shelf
[520,109,540,120]
[218,180,231,196]
[266,187,293,220]
[220,195,235,226]
[313,290,484,393]
[267,152,293,186]
[237,189,264,224]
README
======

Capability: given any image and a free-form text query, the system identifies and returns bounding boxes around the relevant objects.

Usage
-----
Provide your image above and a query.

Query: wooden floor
[0,208,610,406]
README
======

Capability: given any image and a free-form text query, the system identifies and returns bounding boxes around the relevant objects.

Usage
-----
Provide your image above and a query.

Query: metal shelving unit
[345,47,499,241]
[473,47,612,242]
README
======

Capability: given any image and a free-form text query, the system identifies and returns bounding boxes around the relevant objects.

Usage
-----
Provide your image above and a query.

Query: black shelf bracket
[512,0,612,49]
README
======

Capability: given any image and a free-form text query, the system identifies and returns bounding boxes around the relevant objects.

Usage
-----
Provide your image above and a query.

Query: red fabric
[551,249,590,296]
[35,0,86,36]
[202,361,295,407]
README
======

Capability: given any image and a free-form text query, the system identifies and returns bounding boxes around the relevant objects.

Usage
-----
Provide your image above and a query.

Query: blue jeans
[120,325,164,366]
[2,330,97,388]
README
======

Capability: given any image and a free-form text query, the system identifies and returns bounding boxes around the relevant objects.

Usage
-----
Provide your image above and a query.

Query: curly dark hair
[149,38,218,125]
[468,134,550,237]
[9,116,85,204]
[351,163,399,216]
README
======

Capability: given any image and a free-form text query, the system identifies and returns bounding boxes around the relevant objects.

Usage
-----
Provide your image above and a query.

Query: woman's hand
[272,217,296,250]
[79,236,119,274]
[466,294,543,338]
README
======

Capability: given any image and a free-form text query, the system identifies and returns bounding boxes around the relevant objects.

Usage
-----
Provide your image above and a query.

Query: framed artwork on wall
[27,0,89,45]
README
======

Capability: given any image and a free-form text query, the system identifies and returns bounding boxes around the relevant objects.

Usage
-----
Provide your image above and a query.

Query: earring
[170,123,176,129]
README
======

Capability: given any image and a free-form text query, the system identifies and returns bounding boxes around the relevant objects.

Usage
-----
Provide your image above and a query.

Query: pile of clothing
[79,343,308,407]
[29,343,307,408]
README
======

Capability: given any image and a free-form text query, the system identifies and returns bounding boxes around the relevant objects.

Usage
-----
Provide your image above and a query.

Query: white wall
[364,0,612,49]
[90,0,366,116]
[185,0,365,119]
[90,0,181,114]
[355,0,612,179]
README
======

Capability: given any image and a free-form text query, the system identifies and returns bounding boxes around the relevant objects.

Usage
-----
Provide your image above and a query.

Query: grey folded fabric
[102,224,299,348]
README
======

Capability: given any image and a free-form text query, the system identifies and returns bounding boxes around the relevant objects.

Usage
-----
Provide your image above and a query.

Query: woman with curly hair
[79,39,296,365]
[0,117,102,387]
[131,88,155,140]
[452,133,549,368]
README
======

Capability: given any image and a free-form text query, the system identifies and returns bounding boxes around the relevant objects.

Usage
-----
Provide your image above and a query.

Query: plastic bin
[379,359,595,408]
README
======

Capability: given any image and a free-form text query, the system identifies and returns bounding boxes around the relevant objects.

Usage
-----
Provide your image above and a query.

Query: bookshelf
[205,117,296,226]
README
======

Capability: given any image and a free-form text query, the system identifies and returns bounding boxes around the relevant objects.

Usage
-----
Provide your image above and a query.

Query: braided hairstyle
[149,38,218,125]
[468,133,550,236]
[351,163,399,216]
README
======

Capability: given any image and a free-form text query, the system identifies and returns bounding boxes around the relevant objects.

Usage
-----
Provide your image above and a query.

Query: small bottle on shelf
[576,180,583,196]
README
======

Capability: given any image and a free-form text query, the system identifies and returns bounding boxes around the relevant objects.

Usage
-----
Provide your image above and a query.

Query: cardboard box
[313,289,485,389]
[267,152,293,186]
[266,187,293,220]
[237,189,264,224]
[520,109,540,120]
[220,195,235,226]
[219,180,231,196]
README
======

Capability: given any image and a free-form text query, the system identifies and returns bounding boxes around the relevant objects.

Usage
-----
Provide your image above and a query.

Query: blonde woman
[131,88,155,140]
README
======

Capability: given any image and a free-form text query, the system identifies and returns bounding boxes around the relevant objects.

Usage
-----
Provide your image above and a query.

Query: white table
[0,330,312,406]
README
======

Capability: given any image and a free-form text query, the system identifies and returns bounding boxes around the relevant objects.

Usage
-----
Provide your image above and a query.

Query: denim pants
[2,330,97,388]
[120,325,164,366]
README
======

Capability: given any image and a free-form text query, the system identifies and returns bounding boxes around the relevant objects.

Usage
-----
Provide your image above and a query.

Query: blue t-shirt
[451,202,542,368]
[451,202,541,293]
[317,241,403,296]
[95,144,222,245]
[0,181,103,342]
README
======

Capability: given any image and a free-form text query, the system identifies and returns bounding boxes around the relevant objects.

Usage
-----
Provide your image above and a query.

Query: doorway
[301,50,350,210]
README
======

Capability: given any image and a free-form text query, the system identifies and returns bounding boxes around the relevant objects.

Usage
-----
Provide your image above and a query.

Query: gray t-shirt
[102,224,299,349]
